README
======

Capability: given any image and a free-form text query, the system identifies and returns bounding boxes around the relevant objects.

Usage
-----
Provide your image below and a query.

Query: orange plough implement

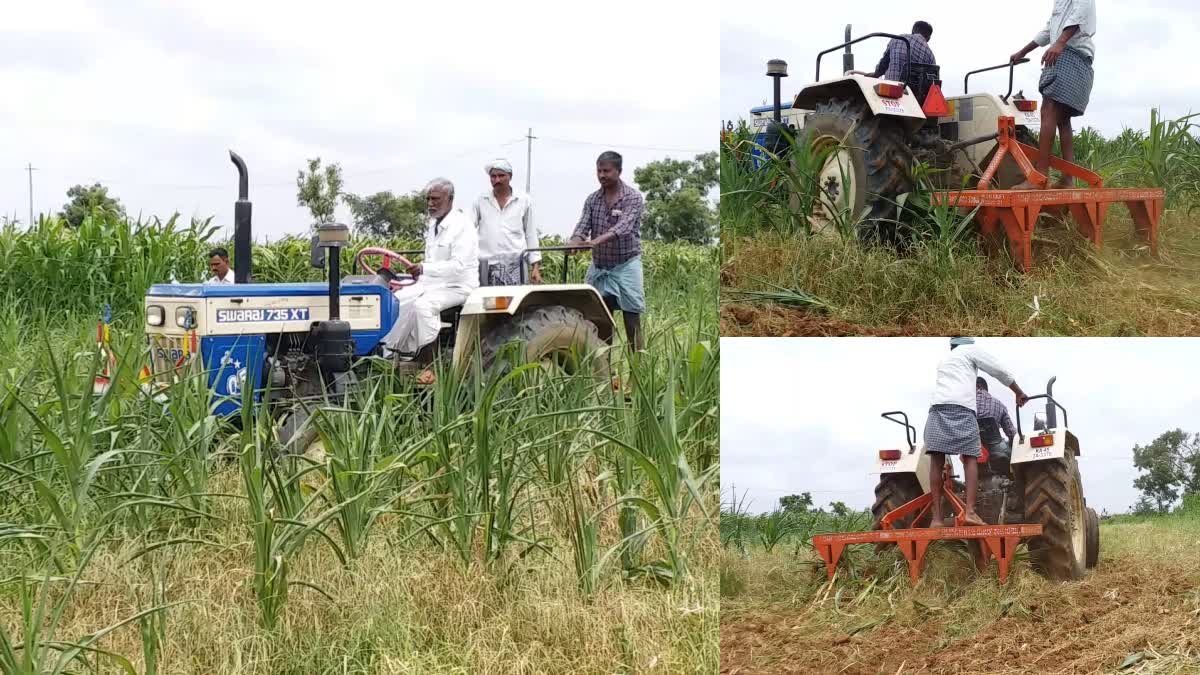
[931,116,1165,271]
[811,462,1042,585]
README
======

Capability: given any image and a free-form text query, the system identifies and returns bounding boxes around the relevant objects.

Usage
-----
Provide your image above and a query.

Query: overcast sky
[722,1,1199,137]
[3,0,716,242]
[721,338,1200,515]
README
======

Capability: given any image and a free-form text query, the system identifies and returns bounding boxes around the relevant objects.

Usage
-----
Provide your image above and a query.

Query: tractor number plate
[880,460,899,469]
[216,308,310,323]
[752,117,770,127]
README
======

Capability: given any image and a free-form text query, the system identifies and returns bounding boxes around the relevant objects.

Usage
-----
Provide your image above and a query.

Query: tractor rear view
[814,377,1099,584]
[747,25,1164,269]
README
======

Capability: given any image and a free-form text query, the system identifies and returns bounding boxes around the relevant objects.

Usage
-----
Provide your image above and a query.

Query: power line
[538,136,709,154]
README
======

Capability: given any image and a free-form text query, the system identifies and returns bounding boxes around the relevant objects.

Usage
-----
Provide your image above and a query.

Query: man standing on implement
[925,337,1029,526]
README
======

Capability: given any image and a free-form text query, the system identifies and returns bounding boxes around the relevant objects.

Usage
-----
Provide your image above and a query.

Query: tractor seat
[907,62,941,107]
[439,305,463,330]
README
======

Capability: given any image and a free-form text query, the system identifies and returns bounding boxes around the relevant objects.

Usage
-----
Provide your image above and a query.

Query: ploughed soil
[721,556,1200,674]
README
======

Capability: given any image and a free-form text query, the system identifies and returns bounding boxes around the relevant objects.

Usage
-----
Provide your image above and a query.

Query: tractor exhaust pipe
[766,59,788,123]
[843,24,854,74]
[1045,376,1057,428]
[229,150,252,284]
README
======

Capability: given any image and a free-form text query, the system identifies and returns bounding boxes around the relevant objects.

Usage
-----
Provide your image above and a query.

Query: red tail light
[1014,99,1037,112]
[1030,434,1054,448]
[879,449,902,460]
[874,83,905,99]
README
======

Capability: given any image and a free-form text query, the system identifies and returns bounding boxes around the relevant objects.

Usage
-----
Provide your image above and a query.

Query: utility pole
[524,127,536,193]
[25,163,37,227]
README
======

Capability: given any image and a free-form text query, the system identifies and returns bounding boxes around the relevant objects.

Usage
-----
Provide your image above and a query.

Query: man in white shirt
[1009,0,1097,189]
[205,248,236,284]
[382,177,479,384]
[924,337,1029,527]
[472,159,541,286]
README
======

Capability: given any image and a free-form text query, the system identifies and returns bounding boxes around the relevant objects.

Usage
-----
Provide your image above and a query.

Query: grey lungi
[1039,47,1094,117]
[924,404,982,457]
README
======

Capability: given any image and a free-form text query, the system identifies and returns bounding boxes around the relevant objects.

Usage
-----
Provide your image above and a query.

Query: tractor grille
[146,334,197,385]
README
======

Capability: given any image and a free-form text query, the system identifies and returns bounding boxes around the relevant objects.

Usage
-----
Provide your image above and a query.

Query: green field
[720,500,1200,674]
[0,215,719,674]
[721,110,1200,336]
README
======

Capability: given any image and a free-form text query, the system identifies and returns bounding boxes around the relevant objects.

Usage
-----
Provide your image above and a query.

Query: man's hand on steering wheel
[406,262,423,279]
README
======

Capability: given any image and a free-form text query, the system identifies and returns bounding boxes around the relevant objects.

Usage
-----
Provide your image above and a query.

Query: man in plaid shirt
[570,151,646,352]
[848,21,936,83]
[976,377,1017,462]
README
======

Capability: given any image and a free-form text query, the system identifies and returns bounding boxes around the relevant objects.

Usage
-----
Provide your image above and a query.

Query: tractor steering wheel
[354,247,419,290]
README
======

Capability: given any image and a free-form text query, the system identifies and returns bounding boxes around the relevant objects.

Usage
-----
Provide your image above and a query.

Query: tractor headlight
[175,306,195,328]
[483,296,512,311]
[147,305,165,326]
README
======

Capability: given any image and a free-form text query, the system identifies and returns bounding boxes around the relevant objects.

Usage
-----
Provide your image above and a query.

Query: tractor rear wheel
[871,473,924,529]
[1020,452,1087,580]
[798,97,914,243]
[480,306,609,380]
[1085,506,1100,569]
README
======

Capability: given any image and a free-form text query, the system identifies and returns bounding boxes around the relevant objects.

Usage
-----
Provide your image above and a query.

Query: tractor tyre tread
[872,473,924,529]
[1021,453,1086,580]
[807,97,914,243]
[1085,506,1100,568]
[479,305,609,378]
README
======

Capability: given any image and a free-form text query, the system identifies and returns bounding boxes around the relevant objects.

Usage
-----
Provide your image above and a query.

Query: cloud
[721,2,1199,136]
[2,0,717,243]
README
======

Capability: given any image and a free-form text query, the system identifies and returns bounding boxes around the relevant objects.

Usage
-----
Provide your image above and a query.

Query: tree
[1131,428,1200,514]
[343,190,426,241]
[296,158,344,227]
[829,501,850,517]
[59,183,125,227]
[779,492,813,514]
[632,152,719,244]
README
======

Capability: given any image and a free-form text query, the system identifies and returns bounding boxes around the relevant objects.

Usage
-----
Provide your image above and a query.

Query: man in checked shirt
[569,151,646,353]
[976,376,1017,464]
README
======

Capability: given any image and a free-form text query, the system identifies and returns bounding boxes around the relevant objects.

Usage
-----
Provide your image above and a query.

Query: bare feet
[963,511,986,527]
[416,369,436,386]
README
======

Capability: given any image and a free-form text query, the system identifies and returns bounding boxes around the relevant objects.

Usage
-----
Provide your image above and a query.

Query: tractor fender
[794,76,927,132]
[876,444,932,494]
[1011,428,1080,464]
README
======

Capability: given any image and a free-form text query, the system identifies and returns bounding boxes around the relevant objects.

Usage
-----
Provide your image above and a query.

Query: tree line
[48,153,719,245]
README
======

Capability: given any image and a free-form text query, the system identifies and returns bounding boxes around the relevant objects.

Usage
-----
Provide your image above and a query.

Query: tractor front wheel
[480,306,610,380]
[1085,506,1100,569]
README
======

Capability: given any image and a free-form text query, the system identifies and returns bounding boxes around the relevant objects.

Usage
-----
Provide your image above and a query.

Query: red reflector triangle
[922,82,949,117]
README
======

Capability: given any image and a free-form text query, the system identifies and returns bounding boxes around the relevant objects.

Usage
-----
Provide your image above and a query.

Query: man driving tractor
[382,177,479,385]
[976,376,1017,463]
[847,20,937,81]
[924,337,1029,527]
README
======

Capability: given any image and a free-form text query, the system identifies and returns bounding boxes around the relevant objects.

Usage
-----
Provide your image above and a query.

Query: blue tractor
[142,152,616,450]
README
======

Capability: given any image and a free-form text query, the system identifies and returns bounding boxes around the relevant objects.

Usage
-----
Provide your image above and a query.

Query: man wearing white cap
[924,337,1029,527]
[471,159,541,286]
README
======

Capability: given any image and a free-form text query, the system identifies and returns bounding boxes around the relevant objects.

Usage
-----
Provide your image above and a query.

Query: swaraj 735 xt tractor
[141,151,615,451]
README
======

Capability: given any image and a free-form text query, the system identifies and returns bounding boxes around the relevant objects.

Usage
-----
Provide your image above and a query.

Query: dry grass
[721,208,1200,337]
[2,472,718,675]
[720,516,1200,674]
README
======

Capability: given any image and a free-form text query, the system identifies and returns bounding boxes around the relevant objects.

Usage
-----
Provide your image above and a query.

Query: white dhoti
[382,279,470,354]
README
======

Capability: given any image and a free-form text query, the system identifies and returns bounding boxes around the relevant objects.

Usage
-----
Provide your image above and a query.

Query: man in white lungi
[925,337,1029,527]
[383,177,479,384]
